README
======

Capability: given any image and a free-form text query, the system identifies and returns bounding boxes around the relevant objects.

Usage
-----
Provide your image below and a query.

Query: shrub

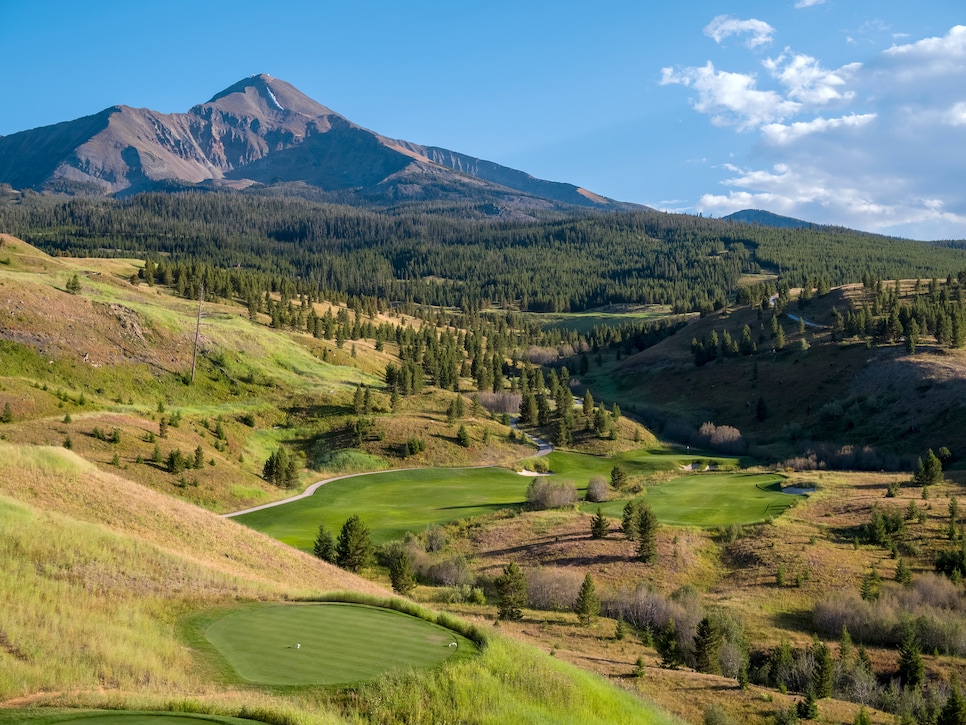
[426,556,473,587]
[423,524,449,552]
[526,567,583,611]
[586,475,609,502]
[526,478,577,509]
[404,437,426,457]
[704,703,738,725]
[698,422,746,455]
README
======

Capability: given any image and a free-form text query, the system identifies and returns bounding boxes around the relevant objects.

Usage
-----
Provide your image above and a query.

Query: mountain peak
[202,74,335,118]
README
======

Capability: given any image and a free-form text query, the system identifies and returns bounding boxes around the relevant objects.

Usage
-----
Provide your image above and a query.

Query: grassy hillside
[590,283,966,466]
[0,235,535,514]
[0,442,680,724]
[0,238,681,723]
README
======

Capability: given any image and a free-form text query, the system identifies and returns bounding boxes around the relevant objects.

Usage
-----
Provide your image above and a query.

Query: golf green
[204,602,473,685]
[586,473,797,526]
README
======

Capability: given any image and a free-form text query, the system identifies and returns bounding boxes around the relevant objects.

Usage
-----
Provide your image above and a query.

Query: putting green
[586,473,797,526]
[204,602,473,685]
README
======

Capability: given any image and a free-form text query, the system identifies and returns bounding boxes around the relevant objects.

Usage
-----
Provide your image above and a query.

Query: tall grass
[352,636,684,725]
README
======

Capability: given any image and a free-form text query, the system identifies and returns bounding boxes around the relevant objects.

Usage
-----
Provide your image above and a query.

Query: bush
[698,422,746,455]
[586,475,609,502]
[704,703,739,725]
[526,567,583,611]
[526,478,577,509]
[404,437,426,457]
[423,524,449,552]
[426,556,473,587]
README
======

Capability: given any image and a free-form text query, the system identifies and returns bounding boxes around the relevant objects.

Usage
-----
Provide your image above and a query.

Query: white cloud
[885,24,966,58]
[763,52,861,105]
[697,161,966,238]
[664,21,966,239]
[660,62,800,130]
[794,0,825,8]
[704,16,775,49]
[945,102,966,126]
[761,113,876,144]
[879,25,966,83]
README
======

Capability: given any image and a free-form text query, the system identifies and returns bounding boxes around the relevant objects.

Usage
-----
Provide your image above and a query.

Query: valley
[2,213,966,725]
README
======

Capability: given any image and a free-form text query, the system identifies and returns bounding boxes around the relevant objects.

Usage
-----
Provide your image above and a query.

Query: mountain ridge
[0,74,631,210]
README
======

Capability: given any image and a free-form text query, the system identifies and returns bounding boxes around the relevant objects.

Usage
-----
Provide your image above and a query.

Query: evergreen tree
[656,618,683,668]
[636,502,658,564]
[615,617,627,641]
[353,384,365,414]
[0,402,12,423]
[590,507,609,539]
[693,616,723,675]
[574,573,600,626]
[456,424,471,447]
[915,448,944,486]
[193,445,205,470]
[897,626,925,690]
[756,395,768,422]
[553,416,573,447]
[622,500,639,539]
[495,561,527,621]
[519,390,538,425]
[610,464,628,489]
[65,273,81,294]
[839,626,853,665]
[853,707,872,725]
[312,523,336,563]
[797,692,819,720]
[811,638,834,699]
[896,558,913,586]
[860,568,881,602]
[386,546,417,595]
[938,678,966,725]
[335,515,373,572]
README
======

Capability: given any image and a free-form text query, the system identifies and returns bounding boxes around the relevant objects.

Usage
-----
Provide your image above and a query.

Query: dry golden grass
[0,442,388,597]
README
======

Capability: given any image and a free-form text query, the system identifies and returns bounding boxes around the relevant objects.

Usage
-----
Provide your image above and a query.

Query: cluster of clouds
[661,15,966,239]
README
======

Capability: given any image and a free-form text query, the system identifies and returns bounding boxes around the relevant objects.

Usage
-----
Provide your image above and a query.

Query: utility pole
[191,283,204,384]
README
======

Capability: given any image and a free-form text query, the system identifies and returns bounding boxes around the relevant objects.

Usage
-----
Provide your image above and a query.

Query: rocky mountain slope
[0,74,625,209]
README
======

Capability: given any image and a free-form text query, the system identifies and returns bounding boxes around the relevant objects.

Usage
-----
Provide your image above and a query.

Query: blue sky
[1,1,963,239]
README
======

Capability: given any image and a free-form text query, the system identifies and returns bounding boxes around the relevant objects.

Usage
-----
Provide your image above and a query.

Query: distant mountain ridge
[0,75,628,210]
[723,209,819,229]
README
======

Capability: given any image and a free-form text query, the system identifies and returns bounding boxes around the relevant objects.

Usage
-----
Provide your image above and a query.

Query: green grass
[201,602,475,686]
[235,466,529,547]
[517,305,679,336]
[236,448,756,547]
[0,713,263,724]
[586,472,797,526]
[545,448,738,484]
